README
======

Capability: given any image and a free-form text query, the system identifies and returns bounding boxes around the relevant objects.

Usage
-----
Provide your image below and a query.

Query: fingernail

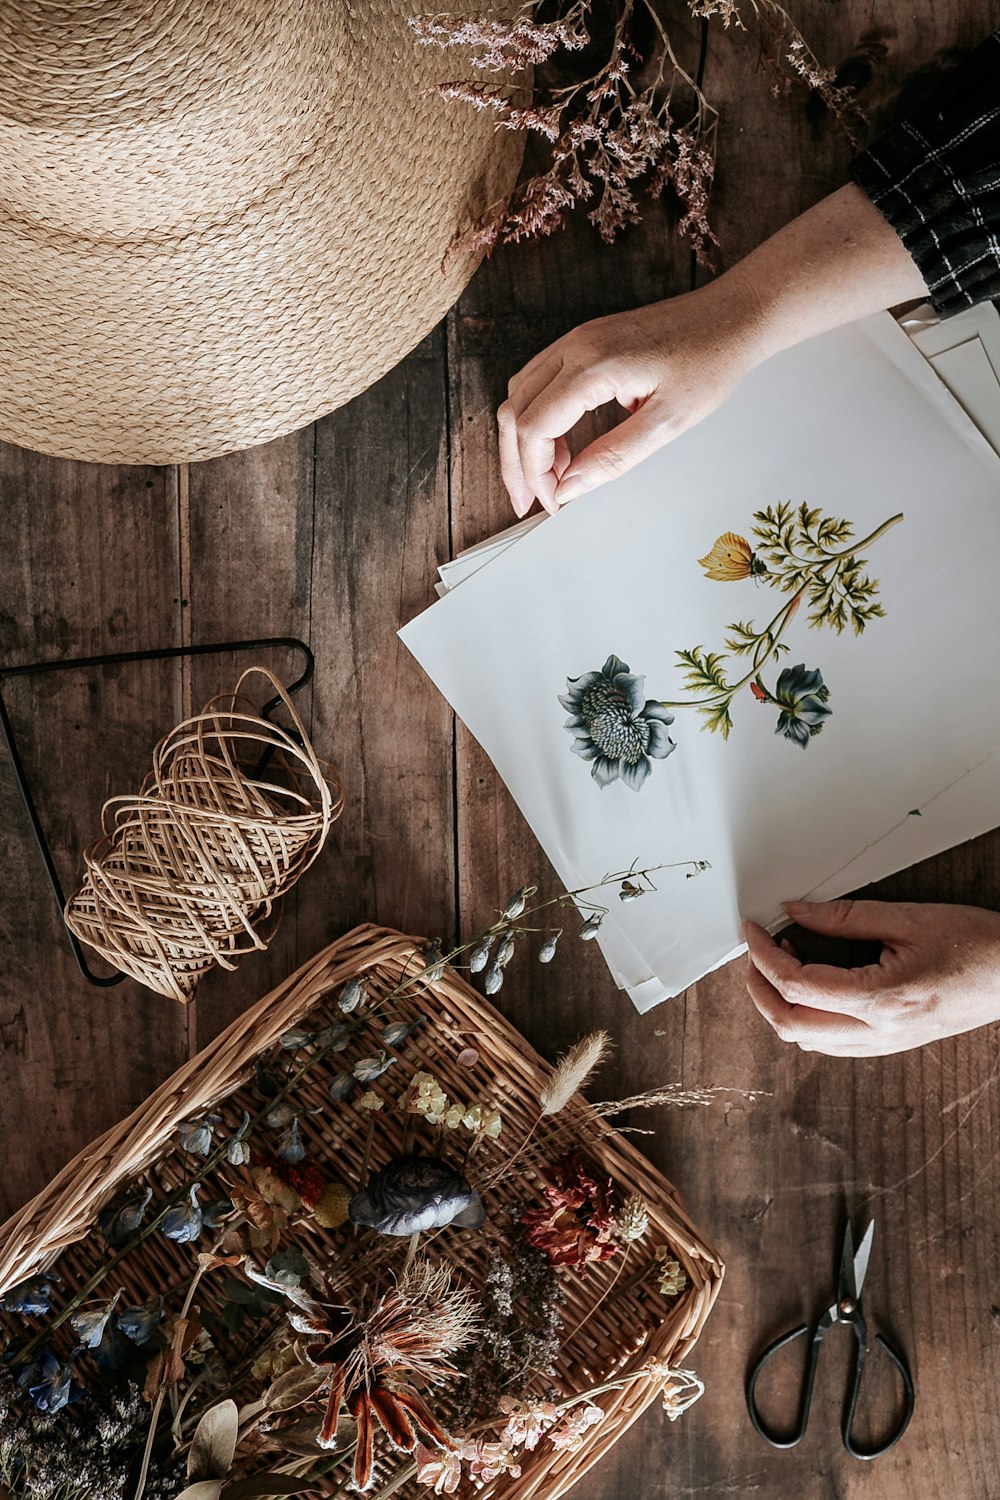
[555,474,584,505]
[511,492,530,519]
[781,900,806,914]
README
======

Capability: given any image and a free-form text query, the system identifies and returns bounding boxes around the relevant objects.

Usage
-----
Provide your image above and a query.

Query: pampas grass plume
[539,1030,611,1117]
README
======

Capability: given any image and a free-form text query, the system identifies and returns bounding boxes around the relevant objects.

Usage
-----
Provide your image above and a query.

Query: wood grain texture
[0,445,188,1217]
[2,4,999,1495]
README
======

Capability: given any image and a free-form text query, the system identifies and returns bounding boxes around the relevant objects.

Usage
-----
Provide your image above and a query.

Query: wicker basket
[0,926,724,1497]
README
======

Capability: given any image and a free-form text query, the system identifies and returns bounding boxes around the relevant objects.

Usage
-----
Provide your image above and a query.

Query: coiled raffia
[65,667,342,1002]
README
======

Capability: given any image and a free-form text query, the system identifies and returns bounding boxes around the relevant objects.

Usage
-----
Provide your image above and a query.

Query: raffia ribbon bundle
[65,668,342,1002]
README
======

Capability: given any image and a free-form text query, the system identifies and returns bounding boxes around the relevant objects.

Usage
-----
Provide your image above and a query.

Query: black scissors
[746,1218,915,1460]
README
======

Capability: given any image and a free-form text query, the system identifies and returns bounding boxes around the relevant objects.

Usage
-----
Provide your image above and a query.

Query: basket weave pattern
[0,926,724,1497]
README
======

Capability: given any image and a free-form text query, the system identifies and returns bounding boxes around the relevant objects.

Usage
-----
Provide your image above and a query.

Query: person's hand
[745,898,1000,1057]
[497,270,765,518]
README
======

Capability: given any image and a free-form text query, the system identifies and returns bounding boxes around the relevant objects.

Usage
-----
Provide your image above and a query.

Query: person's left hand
[745,897,1000,1056]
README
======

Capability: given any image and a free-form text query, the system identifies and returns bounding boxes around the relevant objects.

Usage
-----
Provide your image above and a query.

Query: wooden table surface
[3,5,999,1496]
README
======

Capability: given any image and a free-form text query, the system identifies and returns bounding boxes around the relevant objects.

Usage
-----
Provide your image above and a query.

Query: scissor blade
[853,1219,875,1300]
[838,1220,857,1302]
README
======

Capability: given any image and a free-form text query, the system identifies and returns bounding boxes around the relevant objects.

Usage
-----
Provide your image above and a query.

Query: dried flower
[422,939,447,984]
[161,1185,203,1243]
[70,1290,121,1348]
[502,886,532,920]
[655,1248,689,1298]
[28,1350,78,1413]
[539,1030,610,1116]
[617,1194,650,1243]
[178,1117,218,1156]
[338,978,367,1013]
[117,1295,164,1345]
[660,1365,706,1419]
[353,1050,396,1083]
[382,1017,426,1047]
[538,932,560,963]
[548,1402,603,1452]
[579,914,604,940]
[405,1070,450,1124]
[280,1026,314,1050]
[453,1243,563,1426]
[275,1261,478,1490]
[226,1110,252,1166]
[415,1442,464,1494]
[523,1153,619,1273]
[358,1090,384,1112]
[468,937,493,973]
[500,1394,558,1451]
[464,1436,523,1481]
[98,1187,153,1249]
[349,1156,485,1236]
[0,1274,58,1318]
[495,931,516,967]
[484,962,504,995]
[312,1182,352,1229]
[328,1071,358,1101]
[277,1118,306,1165]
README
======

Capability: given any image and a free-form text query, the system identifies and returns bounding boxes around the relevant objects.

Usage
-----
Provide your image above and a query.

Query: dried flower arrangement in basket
[410,0,864,263]
[0,873,727,1500]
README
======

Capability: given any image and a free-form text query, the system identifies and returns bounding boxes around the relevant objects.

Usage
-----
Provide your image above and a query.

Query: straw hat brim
[0,1,522,466]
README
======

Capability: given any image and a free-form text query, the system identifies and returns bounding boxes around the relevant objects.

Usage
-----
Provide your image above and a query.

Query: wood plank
[0,443,188,1219]
[183,327,455,1045]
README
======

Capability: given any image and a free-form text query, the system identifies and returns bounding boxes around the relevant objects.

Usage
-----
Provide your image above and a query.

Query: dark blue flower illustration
[773,664,832,748]
[560,654,676,791]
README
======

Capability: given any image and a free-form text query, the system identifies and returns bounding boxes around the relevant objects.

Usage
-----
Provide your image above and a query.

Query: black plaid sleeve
[849,29,1000,315]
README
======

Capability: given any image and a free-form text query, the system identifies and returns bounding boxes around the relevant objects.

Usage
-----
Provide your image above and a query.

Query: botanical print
[672,502,902,745]
[560,655,676,790]
[560,505,901,785]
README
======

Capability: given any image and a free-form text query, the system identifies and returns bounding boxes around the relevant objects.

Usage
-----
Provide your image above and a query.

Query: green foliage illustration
[663,503,902,748]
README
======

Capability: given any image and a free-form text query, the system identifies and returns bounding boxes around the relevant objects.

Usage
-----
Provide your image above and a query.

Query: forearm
[721,183,930,369]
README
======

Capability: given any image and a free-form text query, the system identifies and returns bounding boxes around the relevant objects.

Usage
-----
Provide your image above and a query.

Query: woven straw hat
[0,1,521,465]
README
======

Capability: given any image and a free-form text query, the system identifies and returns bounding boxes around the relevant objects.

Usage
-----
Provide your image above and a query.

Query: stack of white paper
[402,311,1000,1010]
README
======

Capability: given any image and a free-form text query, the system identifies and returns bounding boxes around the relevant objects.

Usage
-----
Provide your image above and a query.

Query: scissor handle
[843,1332,915,1460]
[746,1321,826,1449]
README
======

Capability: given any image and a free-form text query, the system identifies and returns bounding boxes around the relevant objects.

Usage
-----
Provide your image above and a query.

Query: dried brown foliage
[410,0,865,263]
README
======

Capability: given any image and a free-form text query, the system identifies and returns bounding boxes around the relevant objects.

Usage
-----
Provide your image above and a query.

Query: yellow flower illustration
[697,532,760,581]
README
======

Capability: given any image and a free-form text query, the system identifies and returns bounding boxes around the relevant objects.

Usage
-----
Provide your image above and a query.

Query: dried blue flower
[328,1072,358,1102]
[162,1185,203,1243]
[496,932,516,967]
[468,937,493,974]
[349,1156,485,1237]
[0,1275,58,1318]
[338,978,367,1013]
[277,1119,305,1164]
[265,1102,297,1129]
[178,1117,218,1157]
[502,886,531,920]
[484,962,504,995]
[380,1017,426,1048]
[314,1021,354,1051]
[264,1247,310,1287]
[226,1111,252,1167]
[202,1196,233,1231]
[422,940,446,984]
[280,1027,314,1050]
[28,1350,78,1413]
[99,1187,153,1249]
[93,1318,129,1371]
[255,1060,286,1097]
[538,933,560,963]
[579,914,604,940]
[70,1290,121,1349]
[117,1295,164,1345]
[353,1051,396,1083]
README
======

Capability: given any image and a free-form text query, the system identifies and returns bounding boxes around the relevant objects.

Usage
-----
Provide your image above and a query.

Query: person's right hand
[497,268,766,518]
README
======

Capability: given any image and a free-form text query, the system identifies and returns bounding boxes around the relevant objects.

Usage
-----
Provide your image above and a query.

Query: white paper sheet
[402,314,1000,1004]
